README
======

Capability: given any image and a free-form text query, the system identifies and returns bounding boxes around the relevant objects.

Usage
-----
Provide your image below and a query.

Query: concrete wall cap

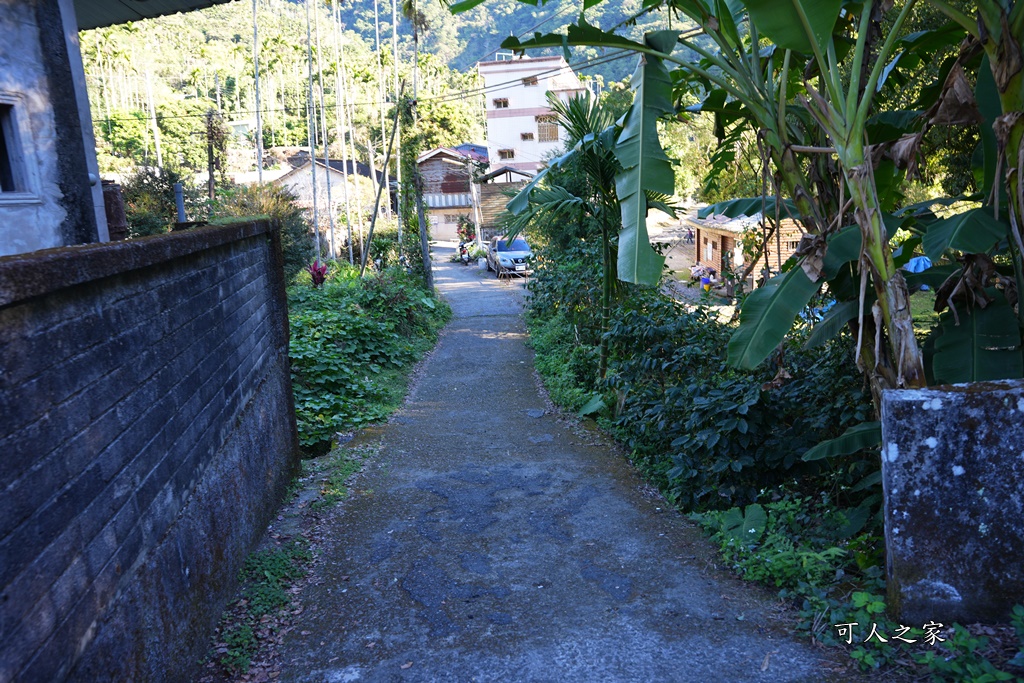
[0,220,274,308]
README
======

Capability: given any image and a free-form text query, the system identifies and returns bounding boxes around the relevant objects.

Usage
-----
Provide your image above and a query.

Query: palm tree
[507,91,622,378]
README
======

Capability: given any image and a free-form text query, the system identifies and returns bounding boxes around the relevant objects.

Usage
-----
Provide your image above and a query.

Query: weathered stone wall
[881,381,1024,624]
[0,221,300,682]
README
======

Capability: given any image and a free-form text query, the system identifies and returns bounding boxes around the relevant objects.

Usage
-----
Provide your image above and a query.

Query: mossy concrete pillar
[881,380,1024,624]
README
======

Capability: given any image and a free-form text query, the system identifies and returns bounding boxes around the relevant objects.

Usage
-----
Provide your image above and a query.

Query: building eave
[74,0,235,30]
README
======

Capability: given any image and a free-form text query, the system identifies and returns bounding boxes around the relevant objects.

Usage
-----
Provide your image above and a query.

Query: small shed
[686,212,804,285]
[476,166,533,240]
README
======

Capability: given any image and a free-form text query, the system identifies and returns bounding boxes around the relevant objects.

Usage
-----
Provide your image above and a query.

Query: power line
[95,48,636,124]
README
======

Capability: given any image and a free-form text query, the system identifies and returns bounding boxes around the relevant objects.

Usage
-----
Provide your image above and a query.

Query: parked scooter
[458,241,472,265]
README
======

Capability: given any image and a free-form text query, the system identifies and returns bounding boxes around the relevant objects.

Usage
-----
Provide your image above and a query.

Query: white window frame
[0,92,42,206]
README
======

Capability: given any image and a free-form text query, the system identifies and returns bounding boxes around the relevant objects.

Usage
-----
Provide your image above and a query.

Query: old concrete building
[477,55,586,175]
[0,0,108,256]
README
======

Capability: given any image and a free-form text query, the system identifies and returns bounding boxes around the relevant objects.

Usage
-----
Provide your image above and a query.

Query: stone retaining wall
[0,220,299,682]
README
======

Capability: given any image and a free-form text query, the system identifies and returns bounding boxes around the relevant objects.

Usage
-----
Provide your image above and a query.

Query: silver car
[486,236,533,277]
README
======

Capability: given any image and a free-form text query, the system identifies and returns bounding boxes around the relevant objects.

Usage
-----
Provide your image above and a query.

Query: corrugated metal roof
[74,0,234,31]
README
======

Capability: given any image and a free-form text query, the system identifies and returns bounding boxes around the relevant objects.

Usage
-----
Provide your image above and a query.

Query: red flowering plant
[307,260,328,288]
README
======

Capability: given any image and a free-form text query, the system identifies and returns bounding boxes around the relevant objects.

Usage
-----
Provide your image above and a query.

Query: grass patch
[911,288,939,337]
[239,541,311,616]
[211,539,312,675]
[205,443,382,678]
[303,442,379,511]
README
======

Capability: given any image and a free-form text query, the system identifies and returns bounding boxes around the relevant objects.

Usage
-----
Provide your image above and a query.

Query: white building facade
[477,56,587,175]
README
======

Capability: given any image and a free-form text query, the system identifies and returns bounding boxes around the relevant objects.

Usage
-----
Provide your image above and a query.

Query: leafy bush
[212,182,313,282]
[697,498,859,590]
[121,166,204,238]
[526,241,874,512]
[288,267,450,449]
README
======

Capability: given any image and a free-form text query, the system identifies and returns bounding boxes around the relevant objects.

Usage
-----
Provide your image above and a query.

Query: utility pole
[145,66,162,169]
[252,0,264,183]
[374,0,391,218]
[329,0,353,263]
[314,4,337,260]
[410,0,433,292]
[304,0,321,258]
[341,48,366,260]
[207,131,215,199]
[391,0,403,252]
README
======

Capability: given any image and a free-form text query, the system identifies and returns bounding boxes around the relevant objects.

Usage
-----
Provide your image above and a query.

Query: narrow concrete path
[276,250,855,682]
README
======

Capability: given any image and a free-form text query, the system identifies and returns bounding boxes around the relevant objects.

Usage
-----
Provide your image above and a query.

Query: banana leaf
[822,225,861,279]
[728,266,823,369]
[802,421,881,461]
[744,0,842,55]
[805,299,861,348]
[930,295,1023,385]
[613,31,678,285]
[922,207,1007,261]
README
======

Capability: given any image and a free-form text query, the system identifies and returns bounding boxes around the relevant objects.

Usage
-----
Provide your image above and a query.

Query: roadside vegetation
[288,261,451,454]
[508,45,1024,676]
[525,210,1024,681]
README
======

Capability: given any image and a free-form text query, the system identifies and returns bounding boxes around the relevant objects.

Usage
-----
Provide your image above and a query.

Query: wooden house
[686,212,804,286]
[417,147,479,241]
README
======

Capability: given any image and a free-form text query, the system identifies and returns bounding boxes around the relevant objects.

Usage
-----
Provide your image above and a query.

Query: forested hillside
[81,0,487,176]
[80,0,722,198]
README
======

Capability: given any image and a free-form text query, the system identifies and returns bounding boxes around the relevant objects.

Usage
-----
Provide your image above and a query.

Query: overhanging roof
[74,0,234,31]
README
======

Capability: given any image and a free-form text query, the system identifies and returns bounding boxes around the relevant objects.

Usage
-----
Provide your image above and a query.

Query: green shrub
[121,166,204,238]
[212,182,313,282]
[288,268,450,449]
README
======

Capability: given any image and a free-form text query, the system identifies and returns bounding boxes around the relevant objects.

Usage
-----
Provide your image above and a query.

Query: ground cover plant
[524,241,1024,679]
[203,440,381,680]
[288,262,451,452]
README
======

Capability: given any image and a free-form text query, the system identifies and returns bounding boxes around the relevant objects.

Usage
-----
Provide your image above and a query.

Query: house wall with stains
[0,0,104,257]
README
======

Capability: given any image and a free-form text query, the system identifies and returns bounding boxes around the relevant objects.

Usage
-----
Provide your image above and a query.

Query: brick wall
[0,221,299,682]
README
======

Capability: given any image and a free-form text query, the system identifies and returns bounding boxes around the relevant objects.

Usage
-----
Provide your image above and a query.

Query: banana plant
[467,0,1024,396]
[496,6,896,392]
